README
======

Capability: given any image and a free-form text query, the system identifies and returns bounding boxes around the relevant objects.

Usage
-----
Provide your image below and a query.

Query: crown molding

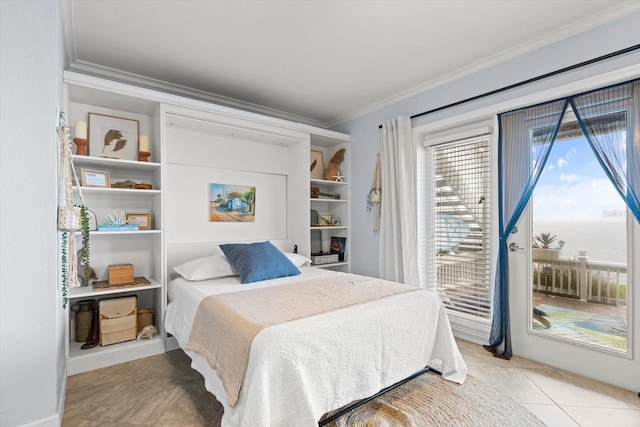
[327,2,640,128]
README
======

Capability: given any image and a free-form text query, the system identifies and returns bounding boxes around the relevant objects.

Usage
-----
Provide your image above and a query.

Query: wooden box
[108,263,134,285]
[99,296,137,346]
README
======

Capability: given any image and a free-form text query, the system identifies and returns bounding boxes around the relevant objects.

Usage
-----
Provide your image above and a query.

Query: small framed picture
[310,150,324,180]
[81,169,111,188]
[330,236,347,261]
[331,218,340,226]
[319,215,332,226]
[125,213,151,230]
[86,209,98,231]
[88,112,139,160]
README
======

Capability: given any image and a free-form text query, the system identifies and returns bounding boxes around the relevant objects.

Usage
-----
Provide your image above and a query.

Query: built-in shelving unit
[64,74,165,375]
[309,136,351,272]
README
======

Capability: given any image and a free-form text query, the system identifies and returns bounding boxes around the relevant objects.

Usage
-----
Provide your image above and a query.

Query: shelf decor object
[93,276,151,291]
[139,135,151,161]
[310,150,324,180]
[125,212,151,230]
[330,236,347,261]
[367,153,382,232]
[80,168,111,188]
[99,209,139,231]
[88,112,139,160]
[98,223,139,231]
[324,148,345,181]
[73,138,88,155]
[57,111,91,306]
[73,120,88,155]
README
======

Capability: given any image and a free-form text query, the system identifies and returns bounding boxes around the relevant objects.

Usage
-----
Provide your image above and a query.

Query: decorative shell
[104,210,128,225]
[328,148,345,166]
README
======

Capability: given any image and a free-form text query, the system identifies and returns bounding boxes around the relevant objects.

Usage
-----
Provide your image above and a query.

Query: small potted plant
[533,232,562,261]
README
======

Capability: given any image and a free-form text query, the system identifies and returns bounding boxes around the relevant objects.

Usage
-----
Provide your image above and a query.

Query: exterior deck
[532,251,627,352]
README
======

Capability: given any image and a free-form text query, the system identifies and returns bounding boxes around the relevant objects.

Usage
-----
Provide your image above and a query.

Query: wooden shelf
[68,277,161,299]
[73,186,161,195]
[73,155,161,171]
[313,261,349,269]
[310,198,348,203]
[88,230,162,236]
[310,178,348,186]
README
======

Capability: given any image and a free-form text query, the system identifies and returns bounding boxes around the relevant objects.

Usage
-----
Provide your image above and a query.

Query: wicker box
[136,308,155,334]
[108,263,134,285]
[99,296,137,346]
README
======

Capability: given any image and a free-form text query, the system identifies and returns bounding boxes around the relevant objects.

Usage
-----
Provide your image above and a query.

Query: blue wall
[331,12,640,278]
[0,1,66,425]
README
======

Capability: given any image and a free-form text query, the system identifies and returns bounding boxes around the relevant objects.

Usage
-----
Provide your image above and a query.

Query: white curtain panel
[378,116,420,285]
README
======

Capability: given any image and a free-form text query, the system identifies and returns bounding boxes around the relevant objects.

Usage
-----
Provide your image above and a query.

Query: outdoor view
[532,131,628,352]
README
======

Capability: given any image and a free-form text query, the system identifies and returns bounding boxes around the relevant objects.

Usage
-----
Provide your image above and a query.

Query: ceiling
[61,0,639,127]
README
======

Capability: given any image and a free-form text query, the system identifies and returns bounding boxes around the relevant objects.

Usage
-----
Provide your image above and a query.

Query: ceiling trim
[66,60,328,128]
[327,1,640,128]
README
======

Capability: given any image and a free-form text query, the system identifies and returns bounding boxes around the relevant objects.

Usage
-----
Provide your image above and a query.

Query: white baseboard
[448,311,491,345]
[18,414,60,427]
[17,364,67,427]
[165,336,180,352]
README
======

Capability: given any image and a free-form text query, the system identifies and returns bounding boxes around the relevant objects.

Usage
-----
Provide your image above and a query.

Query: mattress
[165,267,467,426]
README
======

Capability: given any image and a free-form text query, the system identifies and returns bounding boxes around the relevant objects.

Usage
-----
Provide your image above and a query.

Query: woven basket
[73,300,94,342]
[136,308,155,334]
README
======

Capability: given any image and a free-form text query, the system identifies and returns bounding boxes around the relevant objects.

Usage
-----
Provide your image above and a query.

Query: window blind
[429,136,492,318]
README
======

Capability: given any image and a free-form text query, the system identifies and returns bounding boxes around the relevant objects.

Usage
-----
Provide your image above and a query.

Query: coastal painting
[209,183,256,222]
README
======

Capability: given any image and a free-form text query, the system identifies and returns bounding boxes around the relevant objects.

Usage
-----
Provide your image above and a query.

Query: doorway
[508,120,638,391]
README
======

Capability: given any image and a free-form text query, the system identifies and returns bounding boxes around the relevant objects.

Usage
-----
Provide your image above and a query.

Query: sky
[532,134,627,222]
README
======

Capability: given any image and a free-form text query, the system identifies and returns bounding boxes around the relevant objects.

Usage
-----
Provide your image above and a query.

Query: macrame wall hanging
[57,112,90,307]
[366,153,382,232]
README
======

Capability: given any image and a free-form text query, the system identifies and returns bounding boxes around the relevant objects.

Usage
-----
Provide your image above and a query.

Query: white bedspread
[165,267,467,427]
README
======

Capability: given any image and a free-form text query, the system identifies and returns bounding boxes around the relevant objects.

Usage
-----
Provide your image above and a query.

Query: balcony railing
[532,250,627,306]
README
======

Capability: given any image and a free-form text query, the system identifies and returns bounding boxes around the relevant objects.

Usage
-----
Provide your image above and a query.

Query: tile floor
[64,339,640,426]
[457,339,640,426]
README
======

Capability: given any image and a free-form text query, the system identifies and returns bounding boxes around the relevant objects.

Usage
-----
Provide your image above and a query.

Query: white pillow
[173,255,236,281]
[284,252,311,267]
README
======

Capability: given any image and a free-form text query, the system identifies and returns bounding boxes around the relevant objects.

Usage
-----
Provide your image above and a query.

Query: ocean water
[533,220,627,264]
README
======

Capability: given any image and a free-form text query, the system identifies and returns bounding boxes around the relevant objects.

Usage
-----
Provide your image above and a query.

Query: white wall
[331,12,640,278]
[0,1,65,426]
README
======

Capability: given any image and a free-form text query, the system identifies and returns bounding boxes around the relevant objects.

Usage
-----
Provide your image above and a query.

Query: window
[424,131,493,321]
[531,108,629,353]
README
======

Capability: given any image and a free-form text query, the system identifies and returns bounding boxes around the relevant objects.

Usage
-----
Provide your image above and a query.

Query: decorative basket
[72,300,94,342]
[136,308,155,334]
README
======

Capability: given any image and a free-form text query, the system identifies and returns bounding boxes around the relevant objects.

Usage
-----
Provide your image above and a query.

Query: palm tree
[533,232,557,249]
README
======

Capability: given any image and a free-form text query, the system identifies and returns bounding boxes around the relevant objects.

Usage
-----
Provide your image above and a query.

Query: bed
[164,243,467,426]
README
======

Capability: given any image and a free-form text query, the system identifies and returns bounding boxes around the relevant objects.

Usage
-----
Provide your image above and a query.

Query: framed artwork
[125,213,151,230]
[319,215,332,226]
[80,168,111,188]
[310,150,324,180]
[88,113,139,160]
[86,209,98,231]
[209,183,256,222]
[331,218,340,226]
[330,236,347,261]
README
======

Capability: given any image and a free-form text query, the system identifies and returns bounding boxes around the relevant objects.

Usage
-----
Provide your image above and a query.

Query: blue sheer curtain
[486,99,568,358]
[570,80,640,223]
[488,77,640,359]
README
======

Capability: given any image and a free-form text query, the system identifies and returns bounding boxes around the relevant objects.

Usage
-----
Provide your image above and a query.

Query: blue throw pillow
[219,241,300,284]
